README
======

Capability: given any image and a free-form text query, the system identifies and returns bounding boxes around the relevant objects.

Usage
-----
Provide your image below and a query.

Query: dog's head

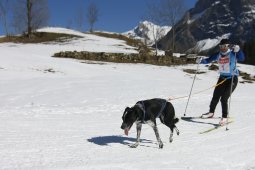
[121,107,138,136]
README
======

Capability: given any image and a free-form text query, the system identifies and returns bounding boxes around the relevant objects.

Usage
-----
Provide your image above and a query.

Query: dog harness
[135,99,167,123]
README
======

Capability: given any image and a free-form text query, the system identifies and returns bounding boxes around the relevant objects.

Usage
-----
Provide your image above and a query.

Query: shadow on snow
[181,118,219,126]
[87,135,156,147]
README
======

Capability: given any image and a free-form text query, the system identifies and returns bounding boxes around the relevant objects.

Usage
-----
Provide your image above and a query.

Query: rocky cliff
[158,0,255,53]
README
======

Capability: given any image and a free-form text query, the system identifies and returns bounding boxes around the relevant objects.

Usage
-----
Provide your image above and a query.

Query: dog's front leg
[170,126,180,143]
[130,122,142,148]
[148,121,163,149]
[170,130,173,143]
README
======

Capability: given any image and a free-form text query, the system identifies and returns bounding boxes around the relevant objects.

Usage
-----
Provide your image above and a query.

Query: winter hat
[219,39,230,45]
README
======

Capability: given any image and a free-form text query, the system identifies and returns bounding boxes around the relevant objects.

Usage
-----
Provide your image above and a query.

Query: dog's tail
[174,117,179,124]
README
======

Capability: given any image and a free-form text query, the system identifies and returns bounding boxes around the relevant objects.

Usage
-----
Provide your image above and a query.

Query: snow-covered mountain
[123,21,171,46]
[158,0,255,53]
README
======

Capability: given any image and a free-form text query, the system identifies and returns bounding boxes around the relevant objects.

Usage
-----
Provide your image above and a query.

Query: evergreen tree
[243,39,255,65]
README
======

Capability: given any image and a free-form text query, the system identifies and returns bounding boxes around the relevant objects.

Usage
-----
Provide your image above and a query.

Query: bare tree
[86,3,99,32]
[146,0,186,52]
[12,0,49,37]
[0,0,10,36]
[66,19,73,29]
[145,3,162,56]
[76,6,85,31]
[27,0,32,36]
[160,0,186,51]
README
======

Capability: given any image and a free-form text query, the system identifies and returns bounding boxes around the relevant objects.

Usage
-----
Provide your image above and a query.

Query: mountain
[158,0,255,53]
[123,21,171,46]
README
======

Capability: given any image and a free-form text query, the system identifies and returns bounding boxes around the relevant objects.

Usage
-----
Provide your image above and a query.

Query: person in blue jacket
[196,38,245,125]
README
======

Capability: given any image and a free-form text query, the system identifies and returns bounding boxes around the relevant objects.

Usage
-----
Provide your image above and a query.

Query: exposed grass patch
[183,69,206,74]
[30,67,61,74]
[208,63,219,70]
[0,32,81,44]
[80,61,107,65]
[239,70,255,83]
[43,68,56,73]
[92,31,143,47]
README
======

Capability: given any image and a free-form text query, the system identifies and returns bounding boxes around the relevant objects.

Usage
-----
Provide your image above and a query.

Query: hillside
[0,27,139,54]
[0,27,255,170]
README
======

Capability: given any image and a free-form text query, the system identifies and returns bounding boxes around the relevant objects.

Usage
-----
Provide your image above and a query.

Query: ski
[181,116,221,120]
[199,119,234,134]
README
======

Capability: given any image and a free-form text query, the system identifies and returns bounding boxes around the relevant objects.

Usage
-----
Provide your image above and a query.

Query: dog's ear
[122,107,130,120]
[124,107,130,113]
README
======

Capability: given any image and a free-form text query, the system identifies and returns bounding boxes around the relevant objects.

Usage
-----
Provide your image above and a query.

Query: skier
[196,38,245,125]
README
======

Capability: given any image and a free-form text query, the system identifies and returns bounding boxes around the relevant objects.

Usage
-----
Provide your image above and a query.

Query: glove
[196,57,203,64]
[233,45,240,53]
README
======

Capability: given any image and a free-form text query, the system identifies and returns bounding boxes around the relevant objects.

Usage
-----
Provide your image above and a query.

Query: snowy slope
[37,27,138,54]
[0,27,255,170]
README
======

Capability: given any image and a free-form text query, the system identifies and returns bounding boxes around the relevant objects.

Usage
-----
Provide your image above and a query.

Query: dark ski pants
[209,76,238,118]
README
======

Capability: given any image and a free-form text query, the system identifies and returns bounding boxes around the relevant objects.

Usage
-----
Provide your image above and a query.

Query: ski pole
[226,51,237,130]
[183,60,200,116]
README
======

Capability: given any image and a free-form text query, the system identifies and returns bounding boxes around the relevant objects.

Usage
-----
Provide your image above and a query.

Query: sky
[0,0,197,36]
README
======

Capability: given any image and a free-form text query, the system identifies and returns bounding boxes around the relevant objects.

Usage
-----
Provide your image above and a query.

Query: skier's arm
[232,45,245,62]
[200,53,218,64]
[235,50,245,62]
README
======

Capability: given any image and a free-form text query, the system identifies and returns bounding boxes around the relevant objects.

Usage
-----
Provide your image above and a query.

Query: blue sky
[0,0,197,35]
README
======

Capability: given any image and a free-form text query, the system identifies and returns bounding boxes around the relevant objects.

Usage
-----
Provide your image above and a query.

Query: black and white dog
[121,98,179,148]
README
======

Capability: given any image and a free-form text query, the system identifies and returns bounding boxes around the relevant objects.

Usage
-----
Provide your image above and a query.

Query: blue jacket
[200,50,245,78]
